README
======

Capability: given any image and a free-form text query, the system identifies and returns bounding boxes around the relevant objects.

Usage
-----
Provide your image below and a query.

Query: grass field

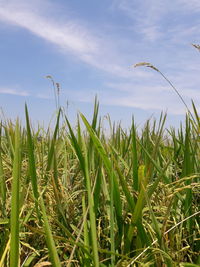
[0,96,199,266]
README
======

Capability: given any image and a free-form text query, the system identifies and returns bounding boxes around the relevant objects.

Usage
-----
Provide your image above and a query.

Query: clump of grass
[0,98,199,266]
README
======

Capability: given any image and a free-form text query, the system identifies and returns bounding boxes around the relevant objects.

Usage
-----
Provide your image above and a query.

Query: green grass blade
[25,104,40,219]
[110,153,135,211]
[65,116,85,176]
[80,113,123,239]
[131,118,138,192]
[82,139,99,267]
[39,195,62,267]
[82,195,90,265]
[0,145,6,210]
[66,116,99,266]
[46,108,61,172]
[182,116,194,236]
[110,160,115,267]
[10,120,21,267]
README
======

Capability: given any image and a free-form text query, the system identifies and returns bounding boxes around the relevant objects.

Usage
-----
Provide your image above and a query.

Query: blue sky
[0,0,200,128]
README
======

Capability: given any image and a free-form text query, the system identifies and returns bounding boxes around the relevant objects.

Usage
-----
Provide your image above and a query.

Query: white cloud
[0,3,97,54]
[0,88,29,96]
[36,93,52,99]
[100,93,187,115]
[0,0,149,79]
[99,81,198,115]
[114,0,200,43]
[0,0,199,115]
[62,82,188,115]
[113,0,169,41]
[105,82,171,93]
[178,0,200,11]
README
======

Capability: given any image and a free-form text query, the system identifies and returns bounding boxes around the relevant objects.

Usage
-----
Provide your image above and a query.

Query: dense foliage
[0,100,199,266]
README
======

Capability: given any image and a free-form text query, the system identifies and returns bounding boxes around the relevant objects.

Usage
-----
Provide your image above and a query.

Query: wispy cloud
[113,0,200,43]
[0,87,29,96]
[60,82,192,115]
[98,80,200,115]
[0,0,149,79]
[113,0,168,41]
[178,0,200,11]
[1,0,200,116]
[0,2,97,54]
[36,93,52,100]
[102,83,179,113]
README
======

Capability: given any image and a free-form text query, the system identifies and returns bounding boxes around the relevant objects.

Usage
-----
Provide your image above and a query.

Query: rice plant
[0,95,199,266]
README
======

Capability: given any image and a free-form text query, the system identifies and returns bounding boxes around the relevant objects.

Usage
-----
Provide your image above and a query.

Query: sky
[0,0,200,129]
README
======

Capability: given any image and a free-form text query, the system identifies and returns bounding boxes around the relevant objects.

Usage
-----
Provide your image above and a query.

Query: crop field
[0,97,199,267]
